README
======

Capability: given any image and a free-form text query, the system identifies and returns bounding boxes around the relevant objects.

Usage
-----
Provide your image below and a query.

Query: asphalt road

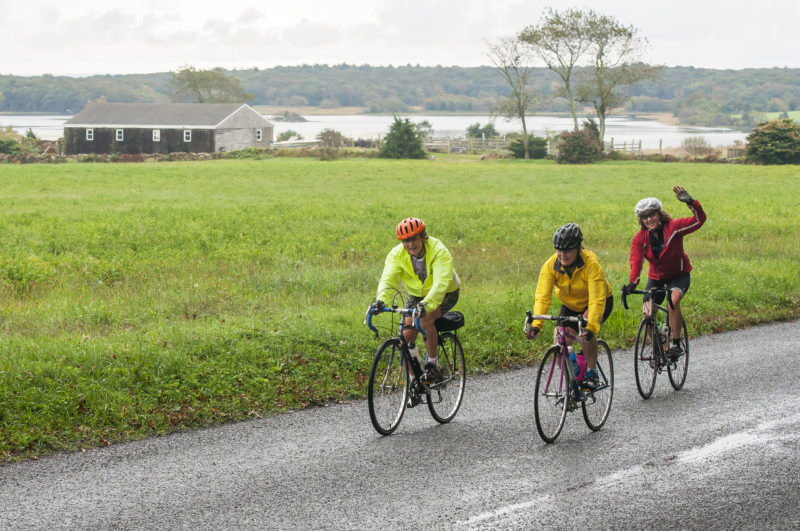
[2,320,798,530]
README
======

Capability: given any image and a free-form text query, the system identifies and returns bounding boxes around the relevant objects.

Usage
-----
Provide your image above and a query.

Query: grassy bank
[1,157,798,460]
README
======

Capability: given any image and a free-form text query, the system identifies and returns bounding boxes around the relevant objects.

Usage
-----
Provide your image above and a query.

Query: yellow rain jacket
[376,236,460,311]
[532,249,612,335]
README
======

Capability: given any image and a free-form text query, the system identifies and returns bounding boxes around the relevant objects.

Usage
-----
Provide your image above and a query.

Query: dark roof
[64,103,272,128]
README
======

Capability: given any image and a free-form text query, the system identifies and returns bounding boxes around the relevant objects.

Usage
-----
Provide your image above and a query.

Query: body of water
[1,113,748,150]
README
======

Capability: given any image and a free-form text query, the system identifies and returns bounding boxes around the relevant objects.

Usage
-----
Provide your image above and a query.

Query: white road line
[460,407,799,527]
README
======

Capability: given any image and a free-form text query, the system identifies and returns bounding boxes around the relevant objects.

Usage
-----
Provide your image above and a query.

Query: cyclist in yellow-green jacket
[525,223,613,389]
[371,217,460,380]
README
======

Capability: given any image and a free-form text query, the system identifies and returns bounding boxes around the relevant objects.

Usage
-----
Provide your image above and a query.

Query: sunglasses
[640,210,659,220]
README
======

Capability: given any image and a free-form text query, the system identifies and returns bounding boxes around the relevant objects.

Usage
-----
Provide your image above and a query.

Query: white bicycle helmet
[635,197,662,217]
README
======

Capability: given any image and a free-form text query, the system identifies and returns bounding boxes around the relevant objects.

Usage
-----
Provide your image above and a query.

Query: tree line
[2,65,799,129]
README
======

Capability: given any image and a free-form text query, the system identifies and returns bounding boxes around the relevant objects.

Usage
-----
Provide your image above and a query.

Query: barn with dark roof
[63,103,273,155]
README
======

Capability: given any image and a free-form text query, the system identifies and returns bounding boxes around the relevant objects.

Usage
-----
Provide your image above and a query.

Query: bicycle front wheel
[534,346,568,443]
[668,319,690,390]
[634,319,658,399]
[427,332,466,424]
[367,339,408,435]
[582,339,614,431]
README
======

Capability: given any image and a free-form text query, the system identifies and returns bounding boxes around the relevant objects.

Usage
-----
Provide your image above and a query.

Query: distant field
[763,111,800,121]
[1,156,798,460]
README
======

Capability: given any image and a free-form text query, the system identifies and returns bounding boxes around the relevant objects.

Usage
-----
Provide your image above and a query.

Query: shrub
[0,138,19,155]
[224,147,272,159]
[554,124,603,164]
[316,128,345,161]
[379,115,426,159]
[507,135,548,159]
[682,136,712,157]
[746,119,800,164]
[276,130,303,142]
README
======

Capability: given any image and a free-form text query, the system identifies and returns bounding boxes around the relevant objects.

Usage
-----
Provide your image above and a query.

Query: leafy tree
[554,121,603,164]
[415,120,434,141]
[575,12,660,148]
[170,65,253,103]
[466,122,499,138]
[508,135,548,158]
[487,36,538,158]
[316,128,345,160]
[519,8,594,130]
[379,116,426,159]
[746,119,800,164]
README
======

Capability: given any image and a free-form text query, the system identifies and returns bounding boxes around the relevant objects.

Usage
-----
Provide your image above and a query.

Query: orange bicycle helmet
[396,217,425,240]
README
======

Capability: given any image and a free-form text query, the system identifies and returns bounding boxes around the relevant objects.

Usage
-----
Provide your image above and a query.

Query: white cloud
[1,0,799,75]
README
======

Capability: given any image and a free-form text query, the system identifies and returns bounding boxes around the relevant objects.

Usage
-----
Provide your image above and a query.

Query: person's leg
[418,306,443,363]
[669,289,684,341]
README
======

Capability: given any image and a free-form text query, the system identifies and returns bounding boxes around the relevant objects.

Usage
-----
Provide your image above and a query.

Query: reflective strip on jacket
[376,236,460,311]
[532,249,613,335]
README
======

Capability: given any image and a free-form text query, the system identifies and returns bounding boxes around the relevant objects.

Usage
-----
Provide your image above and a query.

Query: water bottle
[570,351,581,380]
[408,342,423,365]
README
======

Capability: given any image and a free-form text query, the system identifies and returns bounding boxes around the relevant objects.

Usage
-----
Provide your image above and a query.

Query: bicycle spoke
[427,333,465,424]
[582,340,614,431]
[368,340,408,435]
[535,346,568,443]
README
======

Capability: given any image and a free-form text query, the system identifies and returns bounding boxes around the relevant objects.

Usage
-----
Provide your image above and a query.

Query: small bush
[379,115,426,159]
[554,125,603,164]
[682,136,712,157]
[316,128,345,161]
[507,135,548,159]
[224,147,272,160]
[746,119,800,164]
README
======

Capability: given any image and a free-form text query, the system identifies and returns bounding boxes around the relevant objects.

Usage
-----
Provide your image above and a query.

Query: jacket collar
[554,250,585,273]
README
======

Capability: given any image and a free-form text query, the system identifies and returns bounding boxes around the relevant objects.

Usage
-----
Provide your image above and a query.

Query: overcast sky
[2,0,799,76]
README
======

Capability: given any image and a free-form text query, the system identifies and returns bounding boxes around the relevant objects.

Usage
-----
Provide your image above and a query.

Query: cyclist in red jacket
[623,186,706,360]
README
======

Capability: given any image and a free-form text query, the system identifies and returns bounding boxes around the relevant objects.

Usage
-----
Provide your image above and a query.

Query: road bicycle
[524,311,614,443]
[364,303,466,435]
[622,286,689,399]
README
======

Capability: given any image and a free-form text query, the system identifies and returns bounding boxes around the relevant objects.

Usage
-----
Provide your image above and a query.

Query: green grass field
[1,156,798,460]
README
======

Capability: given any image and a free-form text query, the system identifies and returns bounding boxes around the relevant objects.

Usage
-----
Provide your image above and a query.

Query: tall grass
[0,157,798,460]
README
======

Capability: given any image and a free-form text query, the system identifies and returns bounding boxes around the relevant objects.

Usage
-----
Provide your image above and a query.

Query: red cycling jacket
[630,199,706,283]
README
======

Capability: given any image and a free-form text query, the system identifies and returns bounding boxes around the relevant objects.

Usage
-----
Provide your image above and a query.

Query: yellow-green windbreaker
[376,236,460,311]
[532,249,612,335]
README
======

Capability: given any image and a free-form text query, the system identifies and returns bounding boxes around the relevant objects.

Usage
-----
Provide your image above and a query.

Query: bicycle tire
[427,332,466,424]
[667,319,690,390]
[367,338,408,435]
[582,339,614,431]
[634,319,658,399]
[534,346,568,443]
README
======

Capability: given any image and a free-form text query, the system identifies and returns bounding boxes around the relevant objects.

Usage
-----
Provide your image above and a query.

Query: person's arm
[629,232,645,285]
[672,185,706,235]
[420,244,454,311]
[532,259,555,331]
[584,261,609,335]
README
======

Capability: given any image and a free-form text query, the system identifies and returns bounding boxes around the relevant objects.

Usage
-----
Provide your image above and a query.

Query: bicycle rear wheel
[582,339,614,431]
[534,346,568,443]
[367,339,408,435]
[667,320,690,390]
[427,332,466,424]
[634,319,658,399]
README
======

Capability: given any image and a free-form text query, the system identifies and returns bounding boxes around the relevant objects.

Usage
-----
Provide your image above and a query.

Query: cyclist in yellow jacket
[371,217,460,379]
[525,223,613,389]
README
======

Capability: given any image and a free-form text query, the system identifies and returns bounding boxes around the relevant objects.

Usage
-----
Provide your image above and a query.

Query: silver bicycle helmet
[635,197,662,217]
[552,223,583,250]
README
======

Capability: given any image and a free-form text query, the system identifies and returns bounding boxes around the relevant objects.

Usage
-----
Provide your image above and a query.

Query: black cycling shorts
[643,274,690,304]
[558,296,614,332]
[405,289,460,314]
